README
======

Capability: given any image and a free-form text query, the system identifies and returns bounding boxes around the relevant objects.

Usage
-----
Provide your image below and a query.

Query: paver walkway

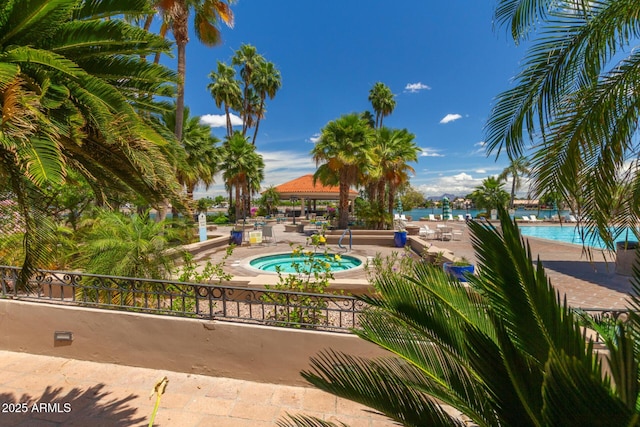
[0,220,635,426]
[0,350,405,426]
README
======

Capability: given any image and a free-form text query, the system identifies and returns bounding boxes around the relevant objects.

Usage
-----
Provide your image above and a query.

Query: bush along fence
[0,266,365,333]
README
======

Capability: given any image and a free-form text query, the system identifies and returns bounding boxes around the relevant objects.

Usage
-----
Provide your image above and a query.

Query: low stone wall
[166,234,230,261]
[407,235,457,263]
[0,300,389,387]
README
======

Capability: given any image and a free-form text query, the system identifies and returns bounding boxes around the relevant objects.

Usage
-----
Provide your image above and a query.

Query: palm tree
[251,60,282,145]
[159,105,221,200]
[312,114,375,229]
[375,128,420,218]
[470,176,510,213]
[485,0,640,248]
[0,0,184,286]
[498,156,531,209]
[208,61,242,137]
[368,82,396,129]
[154,0,235,141]
[221,132,263,218]
[232,44,264,137]
[76,210,179,279]
[279,209,640,426]
[259,185,280,216]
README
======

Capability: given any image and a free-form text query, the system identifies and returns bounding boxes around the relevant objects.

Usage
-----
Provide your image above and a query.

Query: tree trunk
[510,177,516,209]
[225,105,232,137]
[252,97,265,145]
[338,181,350,229]
[173,0,189,142]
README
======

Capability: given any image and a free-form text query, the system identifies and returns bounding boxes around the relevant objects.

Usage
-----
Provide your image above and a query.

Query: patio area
[0,220,635,426]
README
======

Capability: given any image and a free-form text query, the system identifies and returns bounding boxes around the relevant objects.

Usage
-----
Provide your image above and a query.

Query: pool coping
[238,250,368,276]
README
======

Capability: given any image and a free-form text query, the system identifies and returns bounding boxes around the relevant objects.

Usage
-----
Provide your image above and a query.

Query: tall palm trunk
[173,0,189,142]
[377,179,387,229]
[251,97,265,145]
[338,181,350,229]
[225,104,232,137]
[509,178,516,210]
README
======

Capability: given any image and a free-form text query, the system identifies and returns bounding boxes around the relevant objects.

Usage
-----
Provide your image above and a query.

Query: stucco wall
[0,300,389,386]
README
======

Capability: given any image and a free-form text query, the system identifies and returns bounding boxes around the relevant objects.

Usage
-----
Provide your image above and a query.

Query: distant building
[512,199,539,209]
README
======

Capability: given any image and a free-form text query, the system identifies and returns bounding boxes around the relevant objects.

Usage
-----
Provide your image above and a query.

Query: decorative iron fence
[0,266,366,333]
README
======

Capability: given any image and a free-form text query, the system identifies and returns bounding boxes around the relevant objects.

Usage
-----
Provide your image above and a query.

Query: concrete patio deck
[0,220,635,426]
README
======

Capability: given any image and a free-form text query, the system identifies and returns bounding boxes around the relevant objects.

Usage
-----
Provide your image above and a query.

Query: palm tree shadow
[0,384,147,426]
[538,259,635,295]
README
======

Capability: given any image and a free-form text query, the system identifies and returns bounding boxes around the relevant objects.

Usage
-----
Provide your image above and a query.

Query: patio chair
[248,230,263,245]
[262,225,277,245]
[440,226,453,241]
[452,229,463,240]
[419,226,435,239]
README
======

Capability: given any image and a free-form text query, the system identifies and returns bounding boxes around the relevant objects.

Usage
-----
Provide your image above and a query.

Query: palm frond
[302,351,466,427]
[0,0,74,46]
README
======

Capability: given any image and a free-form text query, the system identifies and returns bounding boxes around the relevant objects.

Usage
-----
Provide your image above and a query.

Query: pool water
[250,252,362,273]
[519,226,638,249]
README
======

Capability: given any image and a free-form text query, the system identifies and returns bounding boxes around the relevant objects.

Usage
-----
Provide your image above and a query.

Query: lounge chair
[457,214,465,222]
[521,215,531,222]
[428,214,436,221]
[567,215,578,223]
[530,215,542,222]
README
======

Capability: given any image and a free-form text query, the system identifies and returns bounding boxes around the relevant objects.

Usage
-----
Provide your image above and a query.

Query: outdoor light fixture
[54,331,73,342]
[290,196,299,224]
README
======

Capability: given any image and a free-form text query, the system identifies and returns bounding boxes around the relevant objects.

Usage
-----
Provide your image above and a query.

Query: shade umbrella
[396,199,403,215]
[442,197,451,221]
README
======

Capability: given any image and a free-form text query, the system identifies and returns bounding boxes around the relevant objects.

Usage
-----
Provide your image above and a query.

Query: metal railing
[0,266,366,333]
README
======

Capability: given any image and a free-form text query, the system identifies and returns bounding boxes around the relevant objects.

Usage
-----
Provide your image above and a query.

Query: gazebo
[270,174,358,219]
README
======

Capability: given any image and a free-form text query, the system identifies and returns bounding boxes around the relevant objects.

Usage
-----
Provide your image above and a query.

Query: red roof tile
[273,174,358,198]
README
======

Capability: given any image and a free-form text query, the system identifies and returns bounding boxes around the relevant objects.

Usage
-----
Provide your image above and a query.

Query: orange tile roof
[273,174,358,196]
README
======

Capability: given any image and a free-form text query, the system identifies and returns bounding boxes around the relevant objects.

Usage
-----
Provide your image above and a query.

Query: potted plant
[230,227,243,245]
[443,257,475,282]
[393,228,408,247]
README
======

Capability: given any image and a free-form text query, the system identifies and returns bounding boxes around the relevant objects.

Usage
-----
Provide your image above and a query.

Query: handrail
[338,228,352,252]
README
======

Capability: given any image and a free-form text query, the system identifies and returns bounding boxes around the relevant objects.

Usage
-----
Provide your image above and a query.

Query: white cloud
[475,169,486,174]
[404,82,431,93]
[440,114,462,124]
[420,148,444,157]
[307,133,321,144]
[199,113,242,128]
[474,141,486,147]
[413,172,484,197]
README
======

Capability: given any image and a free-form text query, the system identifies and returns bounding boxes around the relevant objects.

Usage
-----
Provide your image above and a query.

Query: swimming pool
[519,226,638,249]
[249,252,362,273]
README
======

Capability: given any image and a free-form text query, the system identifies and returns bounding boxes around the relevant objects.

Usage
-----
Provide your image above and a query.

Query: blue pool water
[250,253,362,273]
[519,226,638,249]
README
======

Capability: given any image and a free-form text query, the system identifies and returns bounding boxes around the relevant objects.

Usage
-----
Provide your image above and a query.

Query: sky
[162,1,532,200]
